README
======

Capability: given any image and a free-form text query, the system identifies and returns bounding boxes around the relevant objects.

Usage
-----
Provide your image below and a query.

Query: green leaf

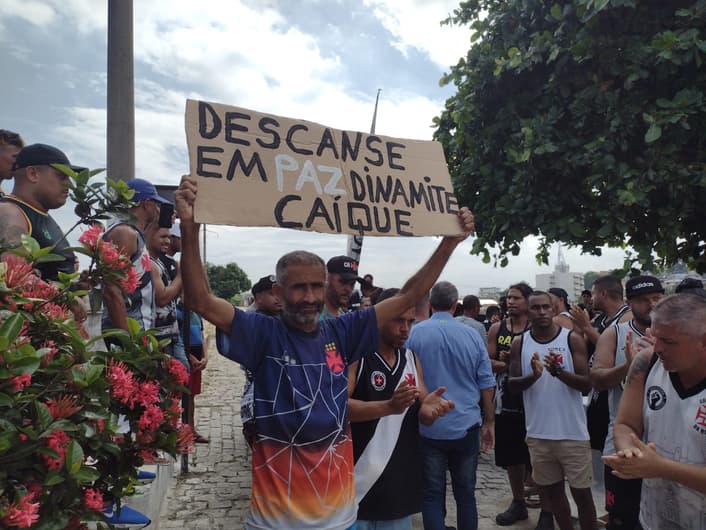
[0,393,13,406]
[66,440,84,475]
[20,234,40,254]
[550,4,562,20]
[73,466,101,483]
[35,402,53,431]
[44,470,66,486]
[644,123,662,143]
[0,313,25,343]
[568,222,585,237]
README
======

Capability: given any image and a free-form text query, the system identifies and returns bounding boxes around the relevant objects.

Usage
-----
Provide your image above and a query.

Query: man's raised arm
[374,208,474,327]
[175,176,234,333]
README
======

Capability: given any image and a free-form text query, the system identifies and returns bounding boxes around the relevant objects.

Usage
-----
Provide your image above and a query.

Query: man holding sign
[175,173,473,530]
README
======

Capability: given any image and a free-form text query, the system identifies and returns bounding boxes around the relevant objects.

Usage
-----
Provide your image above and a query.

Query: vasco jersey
[221,307,378,530]
[639,357,706,530]
[351,348,422,521]
[101,222,154,332]
[603,320,644,456]
[495,319,527,414]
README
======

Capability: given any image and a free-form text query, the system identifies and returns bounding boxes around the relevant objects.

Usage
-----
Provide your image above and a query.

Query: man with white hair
[604,293,706,529]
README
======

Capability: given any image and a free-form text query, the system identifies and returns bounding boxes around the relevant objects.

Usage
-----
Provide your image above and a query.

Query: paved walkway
[158,329,592,529]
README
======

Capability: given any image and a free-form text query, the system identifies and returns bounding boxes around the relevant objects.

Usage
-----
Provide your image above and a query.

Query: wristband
[550,365,563,377]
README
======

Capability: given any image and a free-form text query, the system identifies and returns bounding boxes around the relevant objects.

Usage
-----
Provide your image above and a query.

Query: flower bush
[0,168,193,529]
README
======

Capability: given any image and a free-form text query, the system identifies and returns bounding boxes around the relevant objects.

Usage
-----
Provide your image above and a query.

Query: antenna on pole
[346,89,381,263]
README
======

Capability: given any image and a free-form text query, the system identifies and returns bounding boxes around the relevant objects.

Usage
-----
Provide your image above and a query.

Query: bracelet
[550,365,563,377]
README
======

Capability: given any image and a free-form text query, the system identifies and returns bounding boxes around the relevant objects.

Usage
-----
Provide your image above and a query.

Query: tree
[206,262,251,300]
[435,0,706,272]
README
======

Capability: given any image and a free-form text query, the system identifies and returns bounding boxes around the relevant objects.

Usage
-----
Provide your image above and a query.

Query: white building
[478,287,502,300]
[535,247,584,303]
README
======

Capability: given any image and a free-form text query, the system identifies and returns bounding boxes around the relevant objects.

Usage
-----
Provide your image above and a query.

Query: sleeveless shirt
[639,357,706,530]
[521,327,589,440]
[0,195,75,281]
[100,222,154,331]
[495,318,527,414]
[603,320,644,456]
[351,348,422,521]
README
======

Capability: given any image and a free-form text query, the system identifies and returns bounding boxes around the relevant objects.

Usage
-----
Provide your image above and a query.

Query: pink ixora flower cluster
[1,492,40,529]
[42,430,71,471]
[79,224,139,294]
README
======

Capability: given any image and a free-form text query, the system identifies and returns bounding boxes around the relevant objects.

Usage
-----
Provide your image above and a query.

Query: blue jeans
[356,516,412,530]
[421,427,480,530]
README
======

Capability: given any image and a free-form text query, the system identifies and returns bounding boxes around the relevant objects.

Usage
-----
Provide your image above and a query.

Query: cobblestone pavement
[159,334,547,530]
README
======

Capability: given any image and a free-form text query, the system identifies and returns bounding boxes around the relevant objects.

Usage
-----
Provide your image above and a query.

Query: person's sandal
[524,485,541,508]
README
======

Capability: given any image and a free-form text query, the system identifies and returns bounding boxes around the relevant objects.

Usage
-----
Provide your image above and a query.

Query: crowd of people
[1,128,705,530]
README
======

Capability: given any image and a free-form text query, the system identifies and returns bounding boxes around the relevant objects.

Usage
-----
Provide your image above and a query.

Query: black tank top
[496,318,529,413]
[1,195,75,281]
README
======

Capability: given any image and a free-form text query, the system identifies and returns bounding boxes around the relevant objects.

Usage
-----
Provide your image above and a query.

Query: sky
[0,0,626,296]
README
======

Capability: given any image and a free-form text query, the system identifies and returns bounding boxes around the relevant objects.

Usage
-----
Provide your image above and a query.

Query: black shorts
[494,412,530,468]
[587,391,610,451]
[604,465,641,528]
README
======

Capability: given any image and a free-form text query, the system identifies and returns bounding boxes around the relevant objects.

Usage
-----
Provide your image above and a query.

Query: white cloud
[364,0,470,69]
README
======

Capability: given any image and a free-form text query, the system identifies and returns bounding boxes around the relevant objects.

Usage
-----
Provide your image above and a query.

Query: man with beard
[322,255,359,317]
[591,276,664,530]
[604,293,706,529]
[348,288,453,529]
[175,175,475,530]
[509,291,596,530]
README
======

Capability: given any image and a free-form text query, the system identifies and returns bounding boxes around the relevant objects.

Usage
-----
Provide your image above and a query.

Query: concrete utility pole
[107,0,135,182]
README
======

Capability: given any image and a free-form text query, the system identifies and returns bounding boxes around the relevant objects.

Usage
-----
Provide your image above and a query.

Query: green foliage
[206,262,251,300]
[435,0,706,272]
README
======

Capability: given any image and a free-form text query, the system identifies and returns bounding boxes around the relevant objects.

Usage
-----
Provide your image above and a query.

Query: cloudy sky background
[0,0,625,295]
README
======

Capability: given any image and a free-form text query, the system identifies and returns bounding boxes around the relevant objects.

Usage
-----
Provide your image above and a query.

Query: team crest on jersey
[371,370,386,390]
[693,398,706,435]
[647,386,667,411]
[325,342,345,375]
[405,373,416,387]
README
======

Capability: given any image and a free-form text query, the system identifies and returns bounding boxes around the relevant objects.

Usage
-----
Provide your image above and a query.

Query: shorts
[587,390,609,451]
[604,465,641,528]
[526,438,592,489]
[494,412,530,468]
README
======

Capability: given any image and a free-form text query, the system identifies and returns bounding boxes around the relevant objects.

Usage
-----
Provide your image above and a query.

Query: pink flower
[9,374,31,392]
[38,301,71,321]
[78,224,104,250]
[1,492,40,528]
[100,241,122,268]
[83,488,104,511]
[166,399,182,427]
[137,405,164,433]
[39,340,59,367]
[136,380,160,408]
[2,254,36,289]
[118,266,140,294]
[176,424,195,454]
[93,419,105,434]
[167,358,189,386]
[106,359,138,409]
[46,395,83,419]
[42,430,70,470]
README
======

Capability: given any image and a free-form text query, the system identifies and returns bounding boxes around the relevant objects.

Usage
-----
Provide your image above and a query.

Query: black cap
[625,276,664,299]
[326,255,360,281]
[13,143,86,173]
[252,274,276,295]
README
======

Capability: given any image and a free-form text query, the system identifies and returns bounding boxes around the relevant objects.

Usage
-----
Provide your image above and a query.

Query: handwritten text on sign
[185,99,462,237]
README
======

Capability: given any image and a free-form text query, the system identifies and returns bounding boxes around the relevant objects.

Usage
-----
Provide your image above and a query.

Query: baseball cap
[13,143,86,173]
[252,275,276,295]
[127,178,171,204]
[326,255,360,281]
[169,221,180,238]
[625,275,664,299]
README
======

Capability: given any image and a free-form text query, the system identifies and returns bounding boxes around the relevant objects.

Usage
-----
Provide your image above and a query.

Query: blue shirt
[407,312,495,440]
[220,307,378,530]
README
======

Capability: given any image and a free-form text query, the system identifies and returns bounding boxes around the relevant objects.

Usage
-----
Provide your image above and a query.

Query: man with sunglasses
[0,143,84,281]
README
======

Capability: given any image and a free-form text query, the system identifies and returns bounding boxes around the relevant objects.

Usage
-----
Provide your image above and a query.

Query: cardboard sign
[185,99,462,237]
